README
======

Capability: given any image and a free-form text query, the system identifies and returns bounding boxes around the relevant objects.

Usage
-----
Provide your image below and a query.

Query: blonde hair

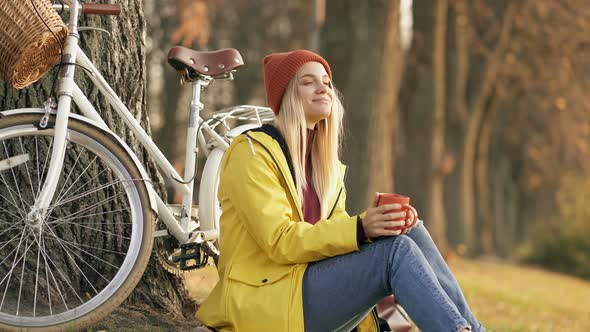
[274,75,344,219]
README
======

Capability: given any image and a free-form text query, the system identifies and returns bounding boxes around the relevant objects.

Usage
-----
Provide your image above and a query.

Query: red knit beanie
[263,50,332,114]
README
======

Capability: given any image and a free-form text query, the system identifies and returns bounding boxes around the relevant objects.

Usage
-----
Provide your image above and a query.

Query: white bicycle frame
[20,0,271,246]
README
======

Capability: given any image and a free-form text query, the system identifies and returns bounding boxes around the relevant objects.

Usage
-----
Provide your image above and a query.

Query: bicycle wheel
[0,113,154,331]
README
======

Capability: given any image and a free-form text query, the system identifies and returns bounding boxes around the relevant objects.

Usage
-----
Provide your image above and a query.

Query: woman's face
[296,61,333,129]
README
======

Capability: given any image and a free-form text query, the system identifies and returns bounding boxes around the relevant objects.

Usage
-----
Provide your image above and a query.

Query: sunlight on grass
[184,262,219,304]
[184,258,590,331]
[451,258,590,331]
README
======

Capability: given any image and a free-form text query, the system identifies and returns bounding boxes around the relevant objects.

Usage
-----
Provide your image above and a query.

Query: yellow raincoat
[196,129,377,331]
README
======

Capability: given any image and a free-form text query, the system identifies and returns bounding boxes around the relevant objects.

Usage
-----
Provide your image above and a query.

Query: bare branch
[470,1,518,114]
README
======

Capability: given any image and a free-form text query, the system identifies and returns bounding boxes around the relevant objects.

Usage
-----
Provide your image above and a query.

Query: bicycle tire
[0,113,154,331]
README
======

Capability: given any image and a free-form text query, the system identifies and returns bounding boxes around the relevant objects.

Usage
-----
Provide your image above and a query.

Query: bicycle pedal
[172,243,208,271]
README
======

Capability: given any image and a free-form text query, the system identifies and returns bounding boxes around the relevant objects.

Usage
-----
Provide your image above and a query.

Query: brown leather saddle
[167,46,244,79]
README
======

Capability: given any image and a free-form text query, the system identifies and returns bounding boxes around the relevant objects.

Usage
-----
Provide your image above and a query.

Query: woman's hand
[361,193,407,238]
[401,204,419,234]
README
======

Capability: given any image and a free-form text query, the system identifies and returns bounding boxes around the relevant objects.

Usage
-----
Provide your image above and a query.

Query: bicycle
[0,1,273,330]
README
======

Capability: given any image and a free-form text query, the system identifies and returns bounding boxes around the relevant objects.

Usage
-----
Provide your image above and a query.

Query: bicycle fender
[0,108,158,214]
[198,123,262,236]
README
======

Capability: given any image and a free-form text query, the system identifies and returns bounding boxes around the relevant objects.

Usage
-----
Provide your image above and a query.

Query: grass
[183,258,590,331]
[451,258,590,331]
[184,262,219,304]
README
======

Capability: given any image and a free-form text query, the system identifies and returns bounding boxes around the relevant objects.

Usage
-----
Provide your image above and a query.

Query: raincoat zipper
[327,165,348,219]
[371,307,382,331]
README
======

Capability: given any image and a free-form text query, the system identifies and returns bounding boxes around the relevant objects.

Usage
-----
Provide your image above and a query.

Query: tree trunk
[429,0,449,251]
[445,0,469,247]
[396,0,437,237]
[475,97,498,256]
[0,0,192,322]
[323,0,398,212]
[367,1,402,200]
[459,1,516,252]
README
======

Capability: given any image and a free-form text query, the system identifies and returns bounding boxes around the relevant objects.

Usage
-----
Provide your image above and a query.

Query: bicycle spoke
[19,137,37,202]
[35,136,41,198]
[44,226,99,295]
[54,155,103,204]
[0,237,25,270]
[54,152,92,205]
[47,235,117,282]
[0,202,25,220]
[0,235,22,252]
[3,141,31,212]
[49,240,127,256]
[50,220,132,228]
[48,205,130,226]
[0,175,27,219]
[0,216,17,224]
[0,187,23,214]
[33,226,42,317]
[16,237,31,315]
[0,237,34,289]
[50,179,125,209]
[51,219,131,227]
[40,244,70,312]
[0,228,26,280]
[0,230,30,312]
[57,146,85,201]
[51,221,131,240]
[36,136,54,200]
[37,135,53,195]
[0,224,21,247]
[48,191,129,227]
[46,232,123,271]
[40,234,53,315]
[35,231,83,309]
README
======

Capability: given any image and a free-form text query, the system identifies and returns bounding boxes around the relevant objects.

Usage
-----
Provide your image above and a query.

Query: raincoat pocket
[228,263,292,286]
[226,263,295,331]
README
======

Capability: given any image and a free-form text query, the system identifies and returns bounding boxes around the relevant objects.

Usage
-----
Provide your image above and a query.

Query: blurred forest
[145,0,590,279]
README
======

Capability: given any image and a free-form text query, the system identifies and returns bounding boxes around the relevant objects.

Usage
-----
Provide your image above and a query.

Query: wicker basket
[0,0,68,89]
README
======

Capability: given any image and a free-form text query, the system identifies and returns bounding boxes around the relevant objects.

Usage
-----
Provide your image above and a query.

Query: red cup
[376,193,413,231]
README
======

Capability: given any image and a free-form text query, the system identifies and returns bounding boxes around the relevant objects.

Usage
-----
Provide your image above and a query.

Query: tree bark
[0,0,193,321]
[444,0,470,247]
[429,0,449,251]
[395,0,446,241]
[324,0,400,212]
[460,1,516,252]
[475,96,498,256]
[367,1,402,201]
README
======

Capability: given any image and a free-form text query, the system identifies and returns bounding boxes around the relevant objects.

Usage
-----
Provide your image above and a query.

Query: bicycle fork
[30,1,82,219]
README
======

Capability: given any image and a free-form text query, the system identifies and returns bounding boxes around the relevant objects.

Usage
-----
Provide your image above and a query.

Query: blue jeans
[302,221,485,332]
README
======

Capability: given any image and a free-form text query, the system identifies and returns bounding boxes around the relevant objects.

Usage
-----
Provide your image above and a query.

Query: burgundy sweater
[302,129,321,224]
[302,128,366,244]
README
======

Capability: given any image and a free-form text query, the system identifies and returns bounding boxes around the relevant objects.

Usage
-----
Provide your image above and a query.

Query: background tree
[322,0,405,213]
[143,0,590,270]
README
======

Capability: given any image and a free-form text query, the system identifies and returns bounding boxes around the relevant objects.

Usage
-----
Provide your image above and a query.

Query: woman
[196,50,485,332]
